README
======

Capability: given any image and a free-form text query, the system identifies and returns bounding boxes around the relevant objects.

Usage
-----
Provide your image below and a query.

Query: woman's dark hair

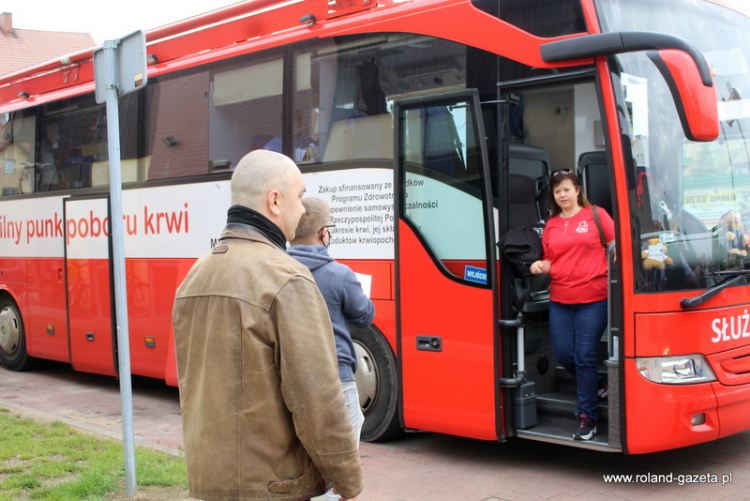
[549,169,590,216]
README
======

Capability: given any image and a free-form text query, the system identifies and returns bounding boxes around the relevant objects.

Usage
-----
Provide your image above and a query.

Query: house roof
[0,15,95,76]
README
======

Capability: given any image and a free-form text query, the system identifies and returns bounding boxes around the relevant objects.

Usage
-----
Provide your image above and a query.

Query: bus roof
[0,0,590,114]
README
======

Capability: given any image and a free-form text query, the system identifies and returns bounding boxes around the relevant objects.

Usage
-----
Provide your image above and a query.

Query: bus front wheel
[352,325,403,442]
[0,296,33,371]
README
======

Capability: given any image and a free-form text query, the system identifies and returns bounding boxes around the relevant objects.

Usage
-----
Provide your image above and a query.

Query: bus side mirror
[540,31,719,142]
[647,49,718,141]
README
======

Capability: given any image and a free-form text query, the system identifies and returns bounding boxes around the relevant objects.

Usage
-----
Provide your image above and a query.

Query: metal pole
[102,40,137,497]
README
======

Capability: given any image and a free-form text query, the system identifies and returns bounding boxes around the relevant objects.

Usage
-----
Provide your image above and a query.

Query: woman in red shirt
[530,169,615,441]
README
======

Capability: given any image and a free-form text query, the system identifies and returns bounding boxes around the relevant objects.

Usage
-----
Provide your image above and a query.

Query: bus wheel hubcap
[354,341,378,413]
[0,306,20,355]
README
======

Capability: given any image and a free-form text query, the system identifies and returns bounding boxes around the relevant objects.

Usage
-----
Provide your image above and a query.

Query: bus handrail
[607,241,618,362]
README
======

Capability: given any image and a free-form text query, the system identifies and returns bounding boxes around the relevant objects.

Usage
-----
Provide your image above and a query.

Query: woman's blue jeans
[549,299,607,422]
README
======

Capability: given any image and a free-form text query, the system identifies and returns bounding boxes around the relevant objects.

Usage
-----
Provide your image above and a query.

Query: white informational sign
[304,168,395,259]
[0,168,495,262]
[403,172,486,260]
[2,169,395,260]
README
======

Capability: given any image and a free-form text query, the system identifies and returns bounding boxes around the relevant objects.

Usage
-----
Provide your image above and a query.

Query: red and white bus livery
[1,0,750,453]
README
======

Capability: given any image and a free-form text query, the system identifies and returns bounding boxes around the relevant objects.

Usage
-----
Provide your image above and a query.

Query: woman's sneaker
[574,413,597,441]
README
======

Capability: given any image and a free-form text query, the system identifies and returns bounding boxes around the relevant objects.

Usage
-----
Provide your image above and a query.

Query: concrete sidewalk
[4,362,750,500]
[0,362,184,455]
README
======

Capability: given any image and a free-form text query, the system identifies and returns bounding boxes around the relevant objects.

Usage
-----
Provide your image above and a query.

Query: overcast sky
[3,0,242,44]
[3,0,749,45]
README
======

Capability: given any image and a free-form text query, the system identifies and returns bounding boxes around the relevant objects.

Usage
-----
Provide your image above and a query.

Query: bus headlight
[636,355,716,384]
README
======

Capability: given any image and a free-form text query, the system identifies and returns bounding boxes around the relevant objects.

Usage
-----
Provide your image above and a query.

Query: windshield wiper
[705,270,750,277]
[680,271,750,309]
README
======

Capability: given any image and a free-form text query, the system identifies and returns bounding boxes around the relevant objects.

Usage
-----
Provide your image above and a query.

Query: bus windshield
[597,0,750,292]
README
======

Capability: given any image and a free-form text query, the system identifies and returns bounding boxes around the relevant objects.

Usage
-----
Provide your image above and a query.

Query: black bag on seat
[498,226,549,312]
[499,226,542,270]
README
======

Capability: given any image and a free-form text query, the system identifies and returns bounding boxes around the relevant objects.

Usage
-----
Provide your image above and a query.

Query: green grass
[0,408,186,501]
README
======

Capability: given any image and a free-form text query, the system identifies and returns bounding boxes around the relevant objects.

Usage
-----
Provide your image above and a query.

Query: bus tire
[0,296,33,371]
[352,325,403,442]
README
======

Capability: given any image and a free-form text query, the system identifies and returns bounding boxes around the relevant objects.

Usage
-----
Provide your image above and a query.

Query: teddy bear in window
[720,210,749,257]
[642,237,674,270]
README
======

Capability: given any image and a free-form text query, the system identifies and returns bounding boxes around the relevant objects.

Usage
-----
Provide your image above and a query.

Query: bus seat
[508,144,552,221]
[578,151,612,216]
[322,113,393,162]
[509,173,539,228]
[504,173,549,313]
[535,174,552,220]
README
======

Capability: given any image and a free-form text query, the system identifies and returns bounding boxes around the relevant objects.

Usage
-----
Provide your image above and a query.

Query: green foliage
[0,410,186,501]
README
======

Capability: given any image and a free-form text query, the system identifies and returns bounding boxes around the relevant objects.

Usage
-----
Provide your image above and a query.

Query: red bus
[1,0,749,454]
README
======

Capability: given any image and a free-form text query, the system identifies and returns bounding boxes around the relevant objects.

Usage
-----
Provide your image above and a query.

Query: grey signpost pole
[93,32,147,498]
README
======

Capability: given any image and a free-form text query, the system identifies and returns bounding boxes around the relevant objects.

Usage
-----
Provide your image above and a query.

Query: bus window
[0,110,35,196]
[208,55,283,171]
[599,0,750,291]
[502,80,605,223]
[39,95,106,191]
[400,98,488,278]
[497,0,585,37]
[148,72,210,180]
[89,92,148,187]
[292,51,321,165]
[295,34,467,167]
[493,0,589,82]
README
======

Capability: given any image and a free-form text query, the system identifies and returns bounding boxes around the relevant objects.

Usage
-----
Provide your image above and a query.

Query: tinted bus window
[473,0,586,37]
[498,0,585,37]
[400,98,488,276]
[292,51,322,165]
[209,55,283,170]
[39,95,106,191]
[294,34,468,166]
[34,92,146,190]
[0,109,35,196]
[89,92,148,187]
[148,72,210,180]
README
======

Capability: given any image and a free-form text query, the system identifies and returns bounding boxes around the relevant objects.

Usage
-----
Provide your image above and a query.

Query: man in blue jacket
[289,198,374,499]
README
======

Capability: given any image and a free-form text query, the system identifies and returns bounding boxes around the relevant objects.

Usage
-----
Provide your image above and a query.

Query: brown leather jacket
[173,226,363,501]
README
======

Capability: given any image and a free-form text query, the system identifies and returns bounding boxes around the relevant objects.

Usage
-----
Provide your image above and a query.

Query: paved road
[1,362,749,500]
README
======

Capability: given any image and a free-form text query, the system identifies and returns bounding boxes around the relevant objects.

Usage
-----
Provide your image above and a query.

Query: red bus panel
[624,358,719,453]
[398,222,496,440]
[25,258,68,362]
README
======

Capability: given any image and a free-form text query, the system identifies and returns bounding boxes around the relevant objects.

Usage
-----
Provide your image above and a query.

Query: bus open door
[393,90,502,440]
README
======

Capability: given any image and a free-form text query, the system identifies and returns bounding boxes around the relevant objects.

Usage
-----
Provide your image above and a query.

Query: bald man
[173,150,363,501]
